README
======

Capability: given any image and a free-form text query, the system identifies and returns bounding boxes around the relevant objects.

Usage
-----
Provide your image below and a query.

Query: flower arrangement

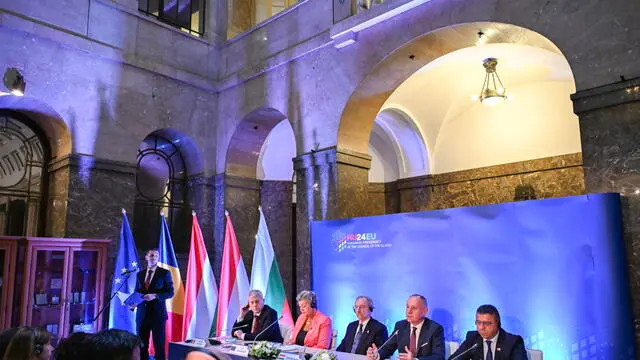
[310,350,337,360]
[248,341,281,360]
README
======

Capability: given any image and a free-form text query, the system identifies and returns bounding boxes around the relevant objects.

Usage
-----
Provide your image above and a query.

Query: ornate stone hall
[1,0,639,349]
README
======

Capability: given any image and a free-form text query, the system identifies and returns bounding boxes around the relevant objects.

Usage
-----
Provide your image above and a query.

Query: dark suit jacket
[447,330,527,360]
[232,304,284,342]
[135,267,175,326]
[378,318,445,360]
[336,318,388,355]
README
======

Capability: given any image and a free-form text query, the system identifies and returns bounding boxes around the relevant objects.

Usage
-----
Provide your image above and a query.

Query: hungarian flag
[183,211,218,339]
[250,206,294,328]
[158,213,185,347]
[216,210,249,336]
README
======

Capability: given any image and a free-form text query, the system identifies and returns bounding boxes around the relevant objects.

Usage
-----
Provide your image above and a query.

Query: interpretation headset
[353,296,374,312]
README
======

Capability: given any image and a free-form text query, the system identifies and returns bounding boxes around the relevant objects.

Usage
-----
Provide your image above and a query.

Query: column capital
[572,77,640,114]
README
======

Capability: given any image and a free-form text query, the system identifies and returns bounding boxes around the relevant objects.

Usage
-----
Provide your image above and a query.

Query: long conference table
[168,340,367,360]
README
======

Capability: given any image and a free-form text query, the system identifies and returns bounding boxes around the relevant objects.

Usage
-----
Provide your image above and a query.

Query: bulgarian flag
[216,210,250,336]
[158,213,185,348]
[250,206,294,328]
[183,211,218,339]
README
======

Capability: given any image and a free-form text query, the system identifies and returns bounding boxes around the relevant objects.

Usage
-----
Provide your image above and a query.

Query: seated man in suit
[367,294,444,360]
[233,289,284,342]
[337,296,388,355]
[447,304,527,360]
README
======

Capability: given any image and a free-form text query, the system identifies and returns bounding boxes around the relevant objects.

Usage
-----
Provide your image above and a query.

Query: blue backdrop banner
[311,193,635,360]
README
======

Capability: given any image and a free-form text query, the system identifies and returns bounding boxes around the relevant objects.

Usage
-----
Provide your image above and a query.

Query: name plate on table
[279,352,304,360]
[222,344,249,356]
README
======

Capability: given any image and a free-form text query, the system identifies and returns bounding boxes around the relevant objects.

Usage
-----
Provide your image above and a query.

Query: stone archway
[223,107,296,306]
[335,22,584,216]
[0,95,72,237]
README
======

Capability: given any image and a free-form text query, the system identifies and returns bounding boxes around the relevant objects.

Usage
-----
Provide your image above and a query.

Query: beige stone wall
[369,153,585,214]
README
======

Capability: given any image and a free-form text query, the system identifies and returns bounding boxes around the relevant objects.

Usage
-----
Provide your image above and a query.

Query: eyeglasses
[353,305,369,311]
[475,320,495,327]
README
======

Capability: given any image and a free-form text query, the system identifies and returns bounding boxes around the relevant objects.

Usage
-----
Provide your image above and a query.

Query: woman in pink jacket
[286,290,333,349]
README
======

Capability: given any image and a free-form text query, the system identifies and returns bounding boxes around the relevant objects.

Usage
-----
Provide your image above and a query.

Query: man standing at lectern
[447,305,527,360]
[337,296,388,355]
[233,289,284,342]
[136,248,174,360]
[367,294,444,360]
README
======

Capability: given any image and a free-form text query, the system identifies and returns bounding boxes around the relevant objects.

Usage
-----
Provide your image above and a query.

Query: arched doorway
[224,107,297,306]
[0,110,49,236]
[339,22,584,214]
[133,129,202,254]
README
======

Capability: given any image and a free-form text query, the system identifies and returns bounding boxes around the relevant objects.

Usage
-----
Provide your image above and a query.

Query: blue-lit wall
[311,193,635,360]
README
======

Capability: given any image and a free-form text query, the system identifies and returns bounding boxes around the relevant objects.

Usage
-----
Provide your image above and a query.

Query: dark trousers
[138,316,166,360]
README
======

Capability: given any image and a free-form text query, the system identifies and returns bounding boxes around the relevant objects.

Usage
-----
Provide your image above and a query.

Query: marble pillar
[62,155,136,242]
[260,180,295,308]
[574,77,640,344]
[223,175,261,275]
[293,147,371,292]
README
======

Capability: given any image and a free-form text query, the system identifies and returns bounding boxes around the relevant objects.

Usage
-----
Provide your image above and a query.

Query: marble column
[573,77,640,345]
[260,181,295,308]
[292,147,371,293]
[223,175,261,276]
[187,174,218,278]
[62,154,136,241]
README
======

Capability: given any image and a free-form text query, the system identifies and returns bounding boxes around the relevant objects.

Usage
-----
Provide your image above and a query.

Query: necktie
[144,270,153,290]
[351,323,364,353]
[251,314,259,333]
[486,340,494,360]
[409,327,417,356]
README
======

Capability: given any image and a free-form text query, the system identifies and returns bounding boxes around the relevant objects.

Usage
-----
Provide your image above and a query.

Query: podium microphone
[449,342,479,360]
[120,268,138,275]
[254,315,283,341]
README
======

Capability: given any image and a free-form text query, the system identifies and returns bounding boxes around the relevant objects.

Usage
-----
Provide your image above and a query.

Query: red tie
[251,315,259,333]
[409,327,417,356]
[144,270,153,290]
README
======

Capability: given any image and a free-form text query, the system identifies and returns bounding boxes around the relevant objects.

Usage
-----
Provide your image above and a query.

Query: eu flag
[108,209,140,332]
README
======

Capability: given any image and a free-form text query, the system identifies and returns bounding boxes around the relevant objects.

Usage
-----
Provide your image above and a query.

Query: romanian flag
[250,206,294,328]
[158,213,185,346]
[216,210,249,336]
[183,211,218,339]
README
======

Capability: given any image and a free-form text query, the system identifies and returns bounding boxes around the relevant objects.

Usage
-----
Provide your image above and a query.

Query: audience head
[54,332,93,360]
[247,289,265,314]
[0,328,21,359]
[353,296,374,322]
[185,348,232,360]
[2,326,52,360]
[145,248,160,268]
[296,290,318,316]
[405,294,428,325]
[89,329,142,360]
[475,304,501,339]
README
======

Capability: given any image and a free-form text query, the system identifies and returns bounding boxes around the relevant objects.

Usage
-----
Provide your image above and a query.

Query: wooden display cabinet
[0,237,109,343]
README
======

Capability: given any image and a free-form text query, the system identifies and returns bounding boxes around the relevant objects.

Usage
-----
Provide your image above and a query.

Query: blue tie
[351,323,364,353]
[486,340,494,360]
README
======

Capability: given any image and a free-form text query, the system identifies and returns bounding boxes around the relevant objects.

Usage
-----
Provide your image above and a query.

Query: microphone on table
[449,342,480,360]
[376,329,399,353]
[254,315,284,341]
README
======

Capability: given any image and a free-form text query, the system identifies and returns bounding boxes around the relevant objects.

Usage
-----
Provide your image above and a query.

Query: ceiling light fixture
[3,68,26,96]
[479,58,507,106]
